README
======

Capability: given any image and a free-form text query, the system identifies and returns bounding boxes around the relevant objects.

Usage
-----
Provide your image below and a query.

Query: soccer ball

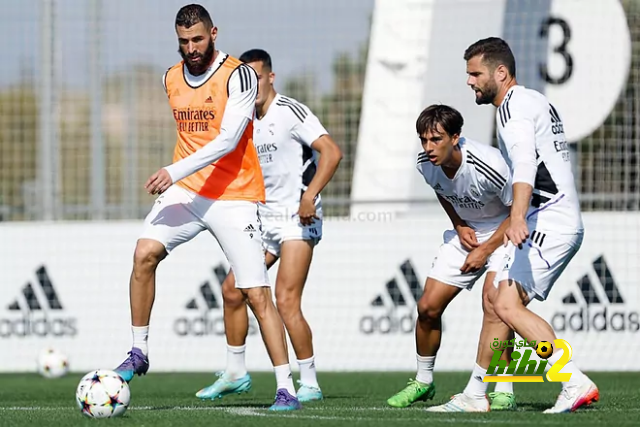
[76,370,131,418]
[536,341,554,359]
[37,348,69,378]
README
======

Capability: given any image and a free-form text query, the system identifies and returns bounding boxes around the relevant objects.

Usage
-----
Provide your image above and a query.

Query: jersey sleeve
[493,156,514,206]
[498,93,537,187]
[226,64,258,119]
[290,103,329,147]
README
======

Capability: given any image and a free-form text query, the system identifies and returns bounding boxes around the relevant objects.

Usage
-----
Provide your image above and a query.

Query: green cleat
[387,379,436,408]
[488,391,517,411]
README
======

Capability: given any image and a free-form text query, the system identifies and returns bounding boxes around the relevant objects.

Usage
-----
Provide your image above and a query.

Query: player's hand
[504,217,529,249]
[455,225,480,251]
[145,168,173,195]
[460,246,489,274]
[297,195,319,226]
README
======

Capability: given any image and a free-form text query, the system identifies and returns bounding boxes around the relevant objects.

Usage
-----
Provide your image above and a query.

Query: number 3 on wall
[539,17,573,85]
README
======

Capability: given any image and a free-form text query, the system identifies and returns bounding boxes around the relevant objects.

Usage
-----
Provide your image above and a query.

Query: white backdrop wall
[0,212,638,373]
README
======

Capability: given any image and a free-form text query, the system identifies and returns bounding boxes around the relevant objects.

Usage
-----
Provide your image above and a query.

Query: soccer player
[112,5,301,411]
[194,49,343,403]
[428,37,598,413]
[386,104,517,411]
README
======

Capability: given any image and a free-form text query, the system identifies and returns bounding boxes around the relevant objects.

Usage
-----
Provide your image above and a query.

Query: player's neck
[442,149,462,179]
[256,89,277,119]
[208,49,220,70]
[493,78,517,107]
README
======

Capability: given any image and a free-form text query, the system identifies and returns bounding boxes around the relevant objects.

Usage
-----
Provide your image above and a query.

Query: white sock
[463,363,489,399]
[132,325,149,355]
[274,364,296,396]
[544,349,586,388]
[494,375,513,393]
[298,356,319,388]
[415,354,436,384]
[226,344,247,379]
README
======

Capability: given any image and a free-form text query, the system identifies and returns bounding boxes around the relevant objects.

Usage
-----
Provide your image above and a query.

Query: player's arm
[161,64,258,185]
[501,108,537,246]
[436,193,479,251]
[293,114,343,204]
[461,156,513,273]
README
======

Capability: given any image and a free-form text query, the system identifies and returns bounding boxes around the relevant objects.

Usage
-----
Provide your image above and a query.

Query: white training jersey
[495,85,583,234]
[416,137,513,234]
[254,93,328,219]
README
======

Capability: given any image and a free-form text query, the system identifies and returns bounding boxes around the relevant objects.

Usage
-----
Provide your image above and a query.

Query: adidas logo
[244,224,258,238]
[434,183,443,192]
[551,255,639,332]
[173,264,258,337]
[205,96,213,103]
[1,266,77,338]
[360,260,423,335]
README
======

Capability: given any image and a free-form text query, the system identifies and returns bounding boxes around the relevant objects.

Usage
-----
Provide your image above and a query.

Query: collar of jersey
[183,50,228,88]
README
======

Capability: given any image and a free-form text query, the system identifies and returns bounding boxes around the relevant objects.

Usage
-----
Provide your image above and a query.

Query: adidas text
[0,316,77,338]
[174,265,258,337]
[360,260,422,335]
[359,313,416,334]
[2,266,77,338]
[553,255,638,333]
[174,312,259,337]
[551,307,639,332]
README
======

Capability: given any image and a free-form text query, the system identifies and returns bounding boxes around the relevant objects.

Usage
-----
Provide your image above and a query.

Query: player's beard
[180,39,215,76]
[474,81,498,105]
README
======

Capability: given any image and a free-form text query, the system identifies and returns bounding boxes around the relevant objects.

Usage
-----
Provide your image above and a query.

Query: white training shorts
[258,204,323,257]
[139,185,269,289]
[493,229,584,302]
[428,229,508,290]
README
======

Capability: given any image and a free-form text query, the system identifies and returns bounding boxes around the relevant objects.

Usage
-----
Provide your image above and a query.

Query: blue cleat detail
[296,380,323,402]
[196,371,252,400]
[114,347,149,383]
[268,389,302,411]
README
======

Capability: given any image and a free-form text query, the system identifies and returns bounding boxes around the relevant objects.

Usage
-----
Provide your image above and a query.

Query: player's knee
[221,273,245,308]
[416,298,443,323]
[275,291,301,320]
[133,239,166,273]
[243,287,271,319]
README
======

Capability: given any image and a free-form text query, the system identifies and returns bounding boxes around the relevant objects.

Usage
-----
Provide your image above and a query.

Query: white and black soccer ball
[37,348,69,378]
[76,370,131,418]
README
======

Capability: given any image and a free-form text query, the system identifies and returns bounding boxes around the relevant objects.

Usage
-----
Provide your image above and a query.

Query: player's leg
[275,237,322,402]
[388,233,477,408]
[387,278,461,408]
[115,186,206,382]
[204,200,300,411]
[195,251,279,400]
[463,272,516,411]
[426,248,515,413]
[492,233,598,413]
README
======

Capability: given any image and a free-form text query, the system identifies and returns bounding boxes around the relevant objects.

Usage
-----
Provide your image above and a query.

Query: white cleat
[543,379,599,414]
[425,393,490,413]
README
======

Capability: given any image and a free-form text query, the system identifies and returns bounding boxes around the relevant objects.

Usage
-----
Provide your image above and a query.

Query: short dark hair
[463,37,516,77]
[239,49,272,71]
[175,4,213,30]
[416,104,464,137]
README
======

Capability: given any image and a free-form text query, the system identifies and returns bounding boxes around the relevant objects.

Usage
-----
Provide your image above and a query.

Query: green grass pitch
[0,372,637,426]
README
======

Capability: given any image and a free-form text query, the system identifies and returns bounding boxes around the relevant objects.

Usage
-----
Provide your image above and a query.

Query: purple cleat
[114,347,149,382]
[268,388,302,411]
